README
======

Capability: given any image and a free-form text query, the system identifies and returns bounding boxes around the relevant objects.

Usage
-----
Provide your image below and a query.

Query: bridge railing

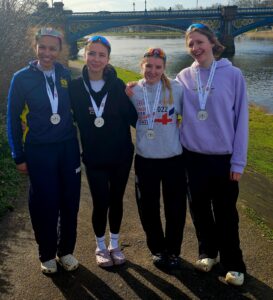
[238,6,273,13]
[68,8,221,19]
[238,6,273,17]
[68,7,273,15]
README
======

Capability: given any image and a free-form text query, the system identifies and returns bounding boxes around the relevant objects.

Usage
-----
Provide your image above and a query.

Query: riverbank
[97,31,183,37]
[91,30,273,40]
[245,30,273,40]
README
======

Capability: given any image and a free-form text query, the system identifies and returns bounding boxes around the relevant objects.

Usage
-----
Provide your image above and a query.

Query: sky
[49,0,231,12]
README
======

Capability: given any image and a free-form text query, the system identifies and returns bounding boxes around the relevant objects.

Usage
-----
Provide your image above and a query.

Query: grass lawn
[247,105,273,180]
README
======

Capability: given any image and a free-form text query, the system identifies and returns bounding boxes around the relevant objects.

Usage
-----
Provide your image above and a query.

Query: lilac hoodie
[176,58,248,174]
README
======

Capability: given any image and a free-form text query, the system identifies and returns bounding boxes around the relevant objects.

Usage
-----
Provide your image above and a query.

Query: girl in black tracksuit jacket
[69,36,137,267]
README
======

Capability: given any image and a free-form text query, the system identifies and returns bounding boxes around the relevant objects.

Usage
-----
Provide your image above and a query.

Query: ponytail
[161,73,173,106]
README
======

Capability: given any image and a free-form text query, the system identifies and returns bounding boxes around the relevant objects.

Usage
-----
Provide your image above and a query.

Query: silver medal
[197,110,208,121]
[146,129,155,139]
[50,113,61,125]
[94,117,104,128]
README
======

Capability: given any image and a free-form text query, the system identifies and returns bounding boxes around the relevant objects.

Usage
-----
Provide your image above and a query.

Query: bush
[0,114,23,217]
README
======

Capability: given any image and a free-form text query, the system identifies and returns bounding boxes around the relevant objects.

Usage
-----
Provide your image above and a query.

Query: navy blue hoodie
[7,61,77,164]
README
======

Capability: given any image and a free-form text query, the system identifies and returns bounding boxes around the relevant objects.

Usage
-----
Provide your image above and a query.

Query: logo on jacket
[89,106,95,114]
[60,78,68,88]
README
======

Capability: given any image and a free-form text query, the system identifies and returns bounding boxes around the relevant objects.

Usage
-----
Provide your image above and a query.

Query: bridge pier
[69,41,79,60]
[220,35,235,57]
[219,5,237,56]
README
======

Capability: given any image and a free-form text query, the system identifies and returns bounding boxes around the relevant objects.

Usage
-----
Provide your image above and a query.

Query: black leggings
[134,154,187,256]
[85,159,133,237]
[183,148,246,273]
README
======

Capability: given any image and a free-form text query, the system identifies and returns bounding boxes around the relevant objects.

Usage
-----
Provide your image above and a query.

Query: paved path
[0,168,273,300]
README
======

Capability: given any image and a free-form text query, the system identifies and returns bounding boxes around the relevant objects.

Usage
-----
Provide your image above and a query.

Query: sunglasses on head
[144,48,166,62]
[87,35,111,52]
[186,23,210,32]
[36,27,63,39]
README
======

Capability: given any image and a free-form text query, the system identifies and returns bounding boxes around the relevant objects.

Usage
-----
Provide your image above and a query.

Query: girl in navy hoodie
[7,28,81,274]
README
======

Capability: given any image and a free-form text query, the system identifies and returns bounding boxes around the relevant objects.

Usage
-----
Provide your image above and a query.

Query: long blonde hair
[141,48,173,105]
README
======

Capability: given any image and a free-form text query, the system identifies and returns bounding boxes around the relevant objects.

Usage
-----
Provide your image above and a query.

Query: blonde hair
[140,56,173,105]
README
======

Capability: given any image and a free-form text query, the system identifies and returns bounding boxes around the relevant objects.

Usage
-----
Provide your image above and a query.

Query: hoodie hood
[81,64,118,102]
[28,60,66,73]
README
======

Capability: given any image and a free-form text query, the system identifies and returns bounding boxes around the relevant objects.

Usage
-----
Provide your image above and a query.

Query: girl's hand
[230,172,242,182]
[125,81,137,97]
[16,162,28,175]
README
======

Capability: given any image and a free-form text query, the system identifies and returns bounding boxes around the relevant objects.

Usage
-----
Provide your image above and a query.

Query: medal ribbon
[43,71,58,115]
[83,80,107,118]
[143,81,162,130]
[195,60,217,111]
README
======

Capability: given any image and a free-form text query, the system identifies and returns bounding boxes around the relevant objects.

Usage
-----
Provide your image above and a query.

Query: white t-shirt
[90,79,105,92]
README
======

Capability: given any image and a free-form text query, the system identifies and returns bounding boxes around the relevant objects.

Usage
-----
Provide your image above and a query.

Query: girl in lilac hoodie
[176,24,248,286]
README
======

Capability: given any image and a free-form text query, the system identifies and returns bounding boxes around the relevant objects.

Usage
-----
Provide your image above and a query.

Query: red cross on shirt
[155,113,172,125]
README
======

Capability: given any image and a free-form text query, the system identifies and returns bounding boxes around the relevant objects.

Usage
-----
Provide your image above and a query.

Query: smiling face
[36,36,61,70]
[141,56,165,85]
[85,42,110,80]
[186,31,215,68]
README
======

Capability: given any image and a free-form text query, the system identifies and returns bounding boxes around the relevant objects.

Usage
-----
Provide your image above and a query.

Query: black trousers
[183,148,246,273]
[134,154,187,256]
[25,138,81,262]
[85,158,133,238]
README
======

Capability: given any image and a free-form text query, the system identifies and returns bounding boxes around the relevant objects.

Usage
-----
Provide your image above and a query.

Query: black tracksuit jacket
[69,64,137,168]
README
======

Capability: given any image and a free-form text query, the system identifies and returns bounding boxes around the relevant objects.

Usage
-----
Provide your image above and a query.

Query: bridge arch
[57,6,273,57]
[232,17,273,37]
[67,20,196,43]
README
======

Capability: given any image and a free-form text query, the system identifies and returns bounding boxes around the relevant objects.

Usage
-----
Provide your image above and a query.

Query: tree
[0,0,70,113]
[150,6,167,11]
[173,4,184,10]
[211,2,222,8]
[231,0,273,6]
[0,0,43,112]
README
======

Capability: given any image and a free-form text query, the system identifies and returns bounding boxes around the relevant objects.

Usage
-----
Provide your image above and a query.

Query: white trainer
[109,247,126,265]
[56,254,79,271]
[41,259,57,274]
[195,258,218,272]
[225,271,244,286]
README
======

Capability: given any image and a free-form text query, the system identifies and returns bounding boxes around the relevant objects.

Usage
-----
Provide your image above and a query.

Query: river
[81,35,273,112]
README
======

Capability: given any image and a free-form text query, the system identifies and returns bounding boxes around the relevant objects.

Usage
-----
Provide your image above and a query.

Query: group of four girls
[7,24,248,287]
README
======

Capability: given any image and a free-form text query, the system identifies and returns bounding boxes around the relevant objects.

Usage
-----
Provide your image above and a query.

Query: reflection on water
[231,39,273,111]
[81,35,273,112]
